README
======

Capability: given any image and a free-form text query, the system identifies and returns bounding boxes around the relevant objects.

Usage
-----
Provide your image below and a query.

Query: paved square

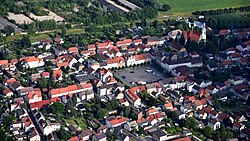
[115,65,165,85]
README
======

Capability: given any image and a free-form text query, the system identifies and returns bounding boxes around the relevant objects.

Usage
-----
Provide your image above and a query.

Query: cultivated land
[157,0,250,16]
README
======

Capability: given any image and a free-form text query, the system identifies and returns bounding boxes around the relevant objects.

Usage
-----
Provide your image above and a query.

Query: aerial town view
[0,0,250,141]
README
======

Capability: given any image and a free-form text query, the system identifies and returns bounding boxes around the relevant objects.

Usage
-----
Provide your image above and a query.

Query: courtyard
[114,65,165,86]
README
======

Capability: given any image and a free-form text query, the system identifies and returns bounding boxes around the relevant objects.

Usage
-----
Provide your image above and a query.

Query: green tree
[51,102,65,114]
[3,25,15,36]
[202,126,213,138]
[72,94,77,106]
[62,27,66,38]
[19,36,31,48]
[97,109,107,119]
[56,129,71,140]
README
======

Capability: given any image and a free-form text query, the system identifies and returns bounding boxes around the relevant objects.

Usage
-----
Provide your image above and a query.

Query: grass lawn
[65,117,87,130]
[157,0,250,16]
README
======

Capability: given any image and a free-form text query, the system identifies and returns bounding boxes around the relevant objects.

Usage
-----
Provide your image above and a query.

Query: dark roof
[151,129,167,137]
[169,41,184,51]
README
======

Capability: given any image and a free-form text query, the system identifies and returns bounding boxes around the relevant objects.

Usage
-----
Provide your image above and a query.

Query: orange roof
[109,117,127,126]
[50,84,77,95]
[57,62,69,68]
[126,89,140,102]
[87,44,96,50]
[0,60,8,65]
[28,89,42,100]
[69,136,79,141]
[173,137,191,141]
[98,41,113,48]
[165,102,173,109]
[42,72,50,77]
[146,115,155,122]
[68,47,78,52]
[5,78,17,83]
[3,88,12,94]
[81,50,90,55]
[187,96,196,102]
[79,83,93,89]
[52,69,62,80]
[148,108,158,115]
[134,39,142,43]
[194,100,202,107]
[116,39,132,46]
[106,56,124,64]
[20,56,43,63]
[134,53,151,61]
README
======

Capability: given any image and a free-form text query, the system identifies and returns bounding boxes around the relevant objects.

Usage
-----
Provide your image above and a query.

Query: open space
[157,0,250,16]
[115,65,165,86]
[7,12,34,24]
[29,8,65,22]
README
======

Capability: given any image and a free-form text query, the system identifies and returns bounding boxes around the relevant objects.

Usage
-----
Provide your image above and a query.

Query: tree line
[192,6,250,15]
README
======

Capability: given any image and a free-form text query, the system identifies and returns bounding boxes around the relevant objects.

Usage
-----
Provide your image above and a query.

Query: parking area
[114,65,165,85]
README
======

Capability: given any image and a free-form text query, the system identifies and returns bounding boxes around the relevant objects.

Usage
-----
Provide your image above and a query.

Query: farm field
[157,0,250,16]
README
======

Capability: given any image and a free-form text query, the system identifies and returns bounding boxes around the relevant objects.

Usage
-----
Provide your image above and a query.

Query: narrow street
[26,104,47,141]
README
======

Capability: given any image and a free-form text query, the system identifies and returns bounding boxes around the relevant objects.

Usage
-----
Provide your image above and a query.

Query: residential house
[49,83,93,98]
[52,46,67,56]
[106,116,127,128]
[126,53,151,67]
[26,88,42,104]
[116,39,132,47]
[208,119,221,130]
[19,56,45,68]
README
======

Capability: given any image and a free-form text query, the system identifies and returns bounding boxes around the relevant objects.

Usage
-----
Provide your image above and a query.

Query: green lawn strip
[157,0,250,16]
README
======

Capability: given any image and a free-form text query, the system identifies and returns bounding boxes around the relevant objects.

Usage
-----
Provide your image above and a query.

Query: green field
[158,0,250,16]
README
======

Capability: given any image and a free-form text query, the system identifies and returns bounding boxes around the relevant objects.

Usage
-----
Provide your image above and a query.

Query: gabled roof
[184,30,201,42]
[109,117,127,126]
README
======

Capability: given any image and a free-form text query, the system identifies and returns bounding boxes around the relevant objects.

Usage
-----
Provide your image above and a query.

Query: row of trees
[19,19,57,33]
[192,6,250,16]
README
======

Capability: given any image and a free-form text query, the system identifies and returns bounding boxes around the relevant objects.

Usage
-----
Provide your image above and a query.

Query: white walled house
[19,56,45,68]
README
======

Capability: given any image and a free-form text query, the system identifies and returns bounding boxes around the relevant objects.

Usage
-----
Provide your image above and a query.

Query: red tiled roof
[68,47,78,53]
[109,117,127,126]
[134,53,151,61]
[194,100,202,107]
[165,102,173,109]
[134,39,142,43]
[20,56,43,63]
[52,69,62,80]
[116,39,132,46]
[30,97,61,109]
[184,30,201,42]
[68,136,79,141]
[173,137,191,141]
[106,56,124,64]
[0,60,8,65]
[28,89,42,99]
